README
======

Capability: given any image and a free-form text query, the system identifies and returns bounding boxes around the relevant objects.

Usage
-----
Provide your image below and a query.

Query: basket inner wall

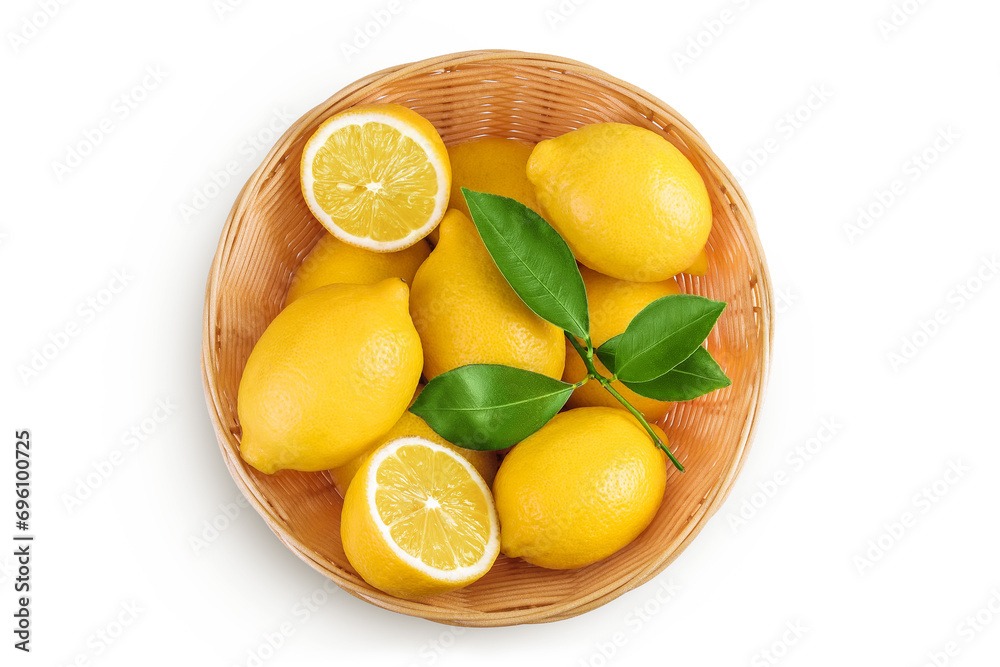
[206,59,764,623]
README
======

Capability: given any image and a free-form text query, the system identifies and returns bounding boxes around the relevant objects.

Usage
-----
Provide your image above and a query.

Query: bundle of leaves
[412,190,729,472]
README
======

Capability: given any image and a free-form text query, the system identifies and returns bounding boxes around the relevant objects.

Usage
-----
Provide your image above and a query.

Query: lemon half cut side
[341,436,500,599]
[300,104,451,252]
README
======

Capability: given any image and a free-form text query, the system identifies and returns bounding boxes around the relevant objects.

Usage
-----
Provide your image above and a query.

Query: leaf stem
[564,333,685,472]
[600,380,685,472]
[565,332,600,377]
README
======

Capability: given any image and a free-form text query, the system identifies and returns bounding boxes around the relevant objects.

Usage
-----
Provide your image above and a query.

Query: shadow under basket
[201,50,773,627]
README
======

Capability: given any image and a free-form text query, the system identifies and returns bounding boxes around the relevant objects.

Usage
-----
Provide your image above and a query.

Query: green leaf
[410,364,575,451]
[613,295,726,383]
[596,335,730,400]
[622,347,731,401]
[595,335,621,373]
[462,189,590,341]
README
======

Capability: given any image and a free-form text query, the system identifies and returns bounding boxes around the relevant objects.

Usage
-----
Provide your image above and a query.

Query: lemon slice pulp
[341,436,499,599]
[300,104,451,251]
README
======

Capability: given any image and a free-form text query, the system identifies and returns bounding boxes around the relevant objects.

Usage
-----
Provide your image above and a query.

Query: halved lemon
[300,103,451,251]
[341,436,500,599]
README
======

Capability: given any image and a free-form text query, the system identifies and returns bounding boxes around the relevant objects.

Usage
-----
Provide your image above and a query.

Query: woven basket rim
[201,49,773,626]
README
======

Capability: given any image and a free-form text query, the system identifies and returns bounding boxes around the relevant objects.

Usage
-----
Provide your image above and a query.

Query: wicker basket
[201,50,772,626]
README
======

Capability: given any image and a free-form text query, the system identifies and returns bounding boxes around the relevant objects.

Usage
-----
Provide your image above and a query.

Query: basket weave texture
[201,50,772,626]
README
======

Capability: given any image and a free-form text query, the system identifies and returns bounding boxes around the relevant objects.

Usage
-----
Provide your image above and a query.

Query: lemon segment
[300,104,451,251]
[342,437,500,599]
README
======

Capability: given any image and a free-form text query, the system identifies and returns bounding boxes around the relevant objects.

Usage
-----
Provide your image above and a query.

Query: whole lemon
[409,209,565,380]
[527,123,712,282]
[286,233,430,304]
[329,409,499,496]
[237,278,422,474]
[493,407,668,569]
[682,247,708,276]
[563,265,680,422]
[447,137,541,219]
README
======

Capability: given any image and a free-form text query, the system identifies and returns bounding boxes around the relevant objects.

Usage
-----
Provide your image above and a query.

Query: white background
[3,0,999,665]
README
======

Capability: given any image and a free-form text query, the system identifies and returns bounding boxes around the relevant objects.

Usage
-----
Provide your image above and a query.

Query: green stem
[601,381,685,472]
[565,332,599,377]
[564,333,685,472]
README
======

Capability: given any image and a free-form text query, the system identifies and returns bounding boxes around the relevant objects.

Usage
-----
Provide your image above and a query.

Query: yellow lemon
[563,265,680,422]
[300,103,451,251]
[527,122,711,282]
[237,279,422,473]
[493,407,667,569]
[341,436,500,599]
[681,247,708,276]
[447,137,541,220]
[286,233,430,304]
[329,409,499,497]
[409,209,565,380]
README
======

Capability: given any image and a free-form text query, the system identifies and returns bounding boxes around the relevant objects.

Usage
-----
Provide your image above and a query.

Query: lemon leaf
[613,295,726,383]
[595,336,621,373]
[411,364,576,451]
[622,347,731,401]
[462,189,590,342]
